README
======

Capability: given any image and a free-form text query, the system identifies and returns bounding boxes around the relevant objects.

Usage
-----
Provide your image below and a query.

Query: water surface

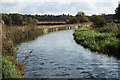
[17,30,120,78]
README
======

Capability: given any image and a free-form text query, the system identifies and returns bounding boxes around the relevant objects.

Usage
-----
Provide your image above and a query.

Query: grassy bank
[2,55,22,78]
[2,22,91,78]
[73,27,120,58]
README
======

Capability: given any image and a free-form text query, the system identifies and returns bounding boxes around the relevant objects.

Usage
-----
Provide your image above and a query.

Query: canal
[17,29,120,78]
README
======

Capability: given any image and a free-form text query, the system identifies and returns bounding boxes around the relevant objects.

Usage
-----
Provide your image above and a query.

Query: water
[17,29,120,78]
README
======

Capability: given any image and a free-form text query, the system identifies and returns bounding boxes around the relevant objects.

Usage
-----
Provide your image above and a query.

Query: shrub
[2,55,21,78]
[73,27,120,58]
[68,17,79,24]
[91,15,107,28]
[32,19,39,25]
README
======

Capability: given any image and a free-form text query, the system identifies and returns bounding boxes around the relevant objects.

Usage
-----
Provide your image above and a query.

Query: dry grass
[38,21,66,24]
[38,22,92,29]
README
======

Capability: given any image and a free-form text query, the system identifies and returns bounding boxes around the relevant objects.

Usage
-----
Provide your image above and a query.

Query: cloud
[1,0,120,3]
[1,0,119,15]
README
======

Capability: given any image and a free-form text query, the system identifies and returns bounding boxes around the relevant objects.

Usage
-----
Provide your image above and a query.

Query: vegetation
[2,25,25,78]
[2,13,72,26]
[68,17,79,24]
[90,15,107,28]
[2,12,88,26]
[76,11,88,23]
[114,2,120,21]
[2,14,12,26]
[9,13,23,25]
[2,55,22,78]
[24,14,72,22]
[67,11,88,24]
[73,27,120,58]
[73,3,120,58]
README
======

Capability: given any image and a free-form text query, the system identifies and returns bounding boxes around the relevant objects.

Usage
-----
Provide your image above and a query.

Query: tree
[76,11,88,23]
[91,15,107,28]
[9,13,23,25]
[114,2,120,21]
[68,17,79,24]
[2,14,12,26]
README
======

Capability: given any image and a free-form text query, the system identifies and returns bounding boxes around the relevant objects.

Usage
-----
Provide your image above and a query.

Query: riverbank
[2,22,91,78]
[73,27,120,58]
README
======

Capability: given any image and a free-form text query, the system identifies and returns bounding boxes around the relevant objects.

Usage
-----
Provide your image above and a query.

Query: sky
[0,0,120,16]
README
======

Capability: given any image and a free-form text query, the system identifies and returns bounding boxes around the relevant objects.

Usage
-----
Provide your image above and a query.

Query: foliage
[68,17,79,24]
[114,3,120,21]
[26,17,33,24]
[2,14,12,26]
[90,15,107,28]
[95,22,120,34]
[66,11,88,24]
[32,19,39,25]
[2,55,21,78]
[9,13,23,25]
[73,27,120,58]
[2,13,72,26]
[76,11,88,23]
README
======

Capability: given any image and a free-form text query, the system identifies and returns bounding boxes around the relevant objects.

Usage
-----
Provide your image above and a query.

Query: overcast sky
[1,0,120,16]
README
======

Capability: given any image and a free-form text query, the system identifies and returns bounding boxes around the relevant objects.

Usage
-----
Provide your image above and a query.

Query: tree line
[1,13,72,26]
[1,12,90,26]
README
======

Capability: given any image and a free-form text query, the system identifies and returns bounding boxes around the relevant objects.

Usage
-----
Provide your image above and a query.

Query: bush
[68,17,79,24]
[73,27,120,58]
[32,19,39,25]
[2,55,21,78]
[91,15,107,28]
[26,17,33,24]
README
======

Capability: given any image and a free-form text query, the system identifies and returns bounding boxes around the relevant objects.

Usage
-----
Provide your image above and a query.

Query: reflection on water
[17,30,120,78]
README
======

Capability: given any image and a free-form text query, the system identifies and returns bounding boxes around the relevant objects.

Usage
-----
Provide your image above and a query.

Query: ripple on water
[17,30,120,78]
[76,67,84,70]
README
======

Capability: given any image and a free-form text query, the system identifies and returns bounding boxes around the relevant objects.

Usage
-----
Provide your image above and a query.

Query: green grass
[73,27,120,58]
[2,55,21,78]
